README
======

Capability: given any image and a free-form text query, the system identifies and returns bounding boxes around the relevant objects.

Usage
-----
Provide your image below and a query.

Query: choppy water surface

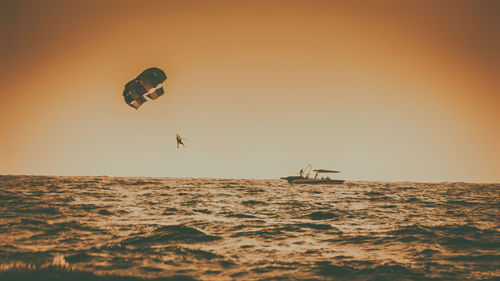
[0,175,498,280]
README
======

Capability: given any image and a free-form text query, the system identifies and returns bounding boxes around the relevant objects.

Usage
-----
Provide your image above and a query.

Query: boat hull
[289,179,345,185]
[280,176,303,184]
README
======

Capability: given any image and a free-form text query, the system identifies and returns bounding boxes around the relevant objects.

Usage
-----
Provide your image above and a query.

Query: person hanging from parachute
[176,134,185,148]
[123,67,186,149]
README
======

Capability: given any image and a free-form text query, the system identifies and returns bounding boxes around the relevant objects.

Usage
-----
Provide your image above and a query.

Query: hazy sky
[1,0,499,182]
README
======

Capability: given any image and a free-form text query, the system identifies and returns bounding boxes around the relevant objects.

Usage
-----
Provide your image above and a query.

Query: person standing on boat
[300,169,304,177]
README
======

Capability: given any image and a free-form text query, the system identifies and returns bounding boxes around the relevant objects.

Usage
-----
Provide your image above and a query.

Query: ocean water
[0,175,498,281]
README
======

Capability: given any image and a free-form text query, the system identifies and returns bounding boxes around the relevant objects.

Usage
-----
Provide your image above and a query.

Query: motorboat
[281,164,345,185]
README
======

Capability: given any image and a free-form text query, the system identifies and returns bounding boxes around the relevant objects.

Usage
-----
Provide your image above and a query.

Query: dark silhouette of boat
[281,165,345,185]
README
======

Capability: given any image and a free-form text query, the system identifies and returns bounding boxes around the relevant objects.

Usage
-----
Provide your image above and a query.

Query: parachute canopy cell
[123,67,167,109]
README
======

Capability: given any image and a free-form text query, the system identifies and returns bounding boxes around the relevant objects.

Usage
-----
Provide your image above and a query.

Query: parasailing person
[176,134,185,148]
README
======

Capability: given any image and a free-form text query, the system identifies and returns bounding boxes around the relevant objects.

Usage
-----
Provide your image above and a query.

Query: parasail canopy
[123,67,167,109]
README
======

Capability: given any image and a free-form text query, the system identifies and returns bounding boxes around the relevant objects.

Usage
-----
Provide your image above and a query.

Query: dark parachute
[123,67,167,109]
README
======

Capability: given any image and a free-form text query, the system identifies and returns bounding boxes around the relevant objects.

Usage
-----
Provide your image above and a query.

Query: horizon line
[1,173,498,185]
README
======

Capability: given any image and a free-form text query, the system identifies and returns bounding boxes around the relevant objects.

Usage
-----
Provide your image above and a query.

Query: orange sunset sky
[1,0,499,182]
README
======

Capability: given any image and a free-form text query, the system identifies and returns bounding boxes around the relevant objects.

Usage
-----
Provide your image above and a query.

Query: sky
[1,0,499,182]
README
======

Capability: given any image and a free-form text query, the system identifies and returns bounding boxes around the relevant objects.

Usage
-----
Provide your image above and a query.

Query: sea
[0,175,498,281]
